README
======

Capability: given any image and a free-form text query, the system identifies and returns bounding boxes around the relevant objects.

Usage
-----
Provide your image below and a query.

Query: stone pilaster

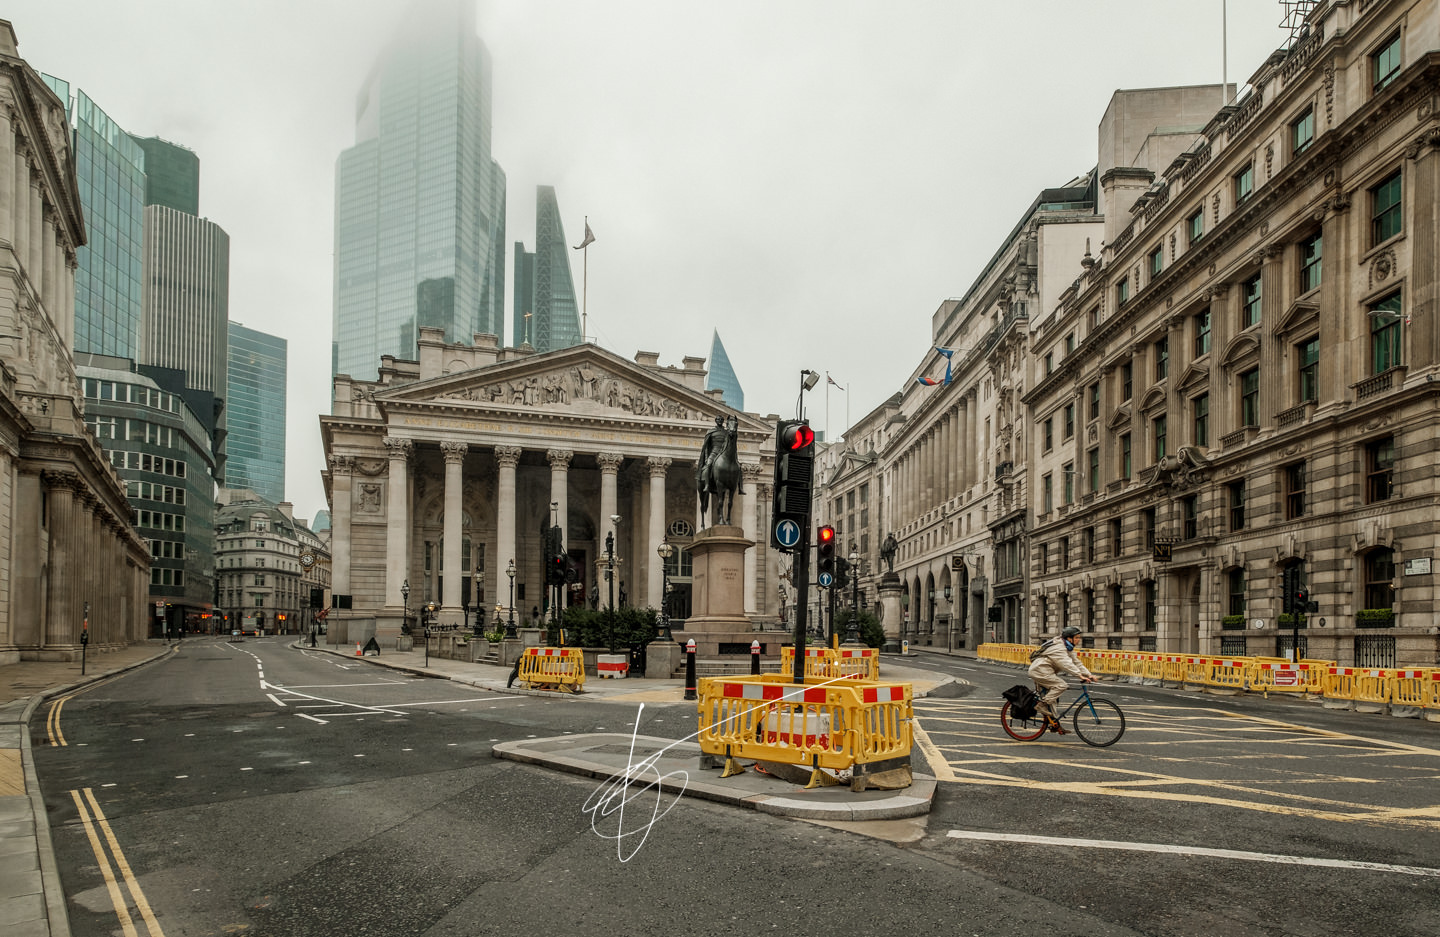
[495,445,523,615]
[328,456,354,598]
[42,471,78,647]
[382,437,413,611]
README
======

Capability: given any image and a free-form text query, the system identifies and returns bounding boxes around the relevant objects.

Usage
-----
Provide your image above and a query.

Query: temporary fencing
[695,674,912,790]
[980,643,1435,713]
[515,647,585,693]
[778,645,880,681]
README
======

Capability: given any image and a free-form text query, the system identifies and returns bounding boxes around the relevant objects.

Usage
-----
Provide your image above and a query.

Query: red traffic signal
[817,525,835,545]
[779,422,815,451]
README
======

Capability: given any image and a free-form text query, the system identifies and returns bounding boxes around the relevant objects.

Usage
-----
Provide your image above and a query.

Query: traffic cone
[355,642,362,656]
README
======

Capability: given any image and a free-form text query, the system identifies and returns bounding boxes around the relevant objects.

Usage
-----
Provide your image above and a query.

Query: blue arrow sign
[773,519,801,549]
[818,572,834,588]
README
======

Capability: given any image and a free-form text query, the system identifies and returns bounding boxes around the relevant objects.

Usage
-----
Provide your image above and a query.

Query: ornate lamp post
[848,547,861,643]
[656,541,675,641]
[469,568,484,636]
[401,579,411,636]
[505,559,517,638]
[424,600,436,666]
[605,530,617,652]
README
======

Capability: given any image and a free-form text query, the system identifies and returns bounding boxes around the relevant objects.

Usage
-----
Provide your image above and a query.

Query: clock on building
[300,551,316,569]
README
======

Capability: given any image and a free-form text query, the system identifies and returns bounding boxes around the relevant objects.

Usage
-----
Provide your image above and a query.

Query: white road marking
[265,693,286,707]
[278,681,407,689]
[381,697,503,708]
[945,829,1440,877]
[298,714,328,724]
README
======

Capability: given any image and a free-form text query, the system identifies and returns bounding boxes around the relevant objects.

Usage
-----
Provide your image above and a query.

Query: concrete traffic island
[492,732,936,822]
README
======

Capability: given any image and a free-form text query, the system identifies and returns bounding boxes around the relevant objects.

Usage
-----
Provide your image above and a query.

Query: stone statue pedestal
[878,572,903,653]
[672,524,760,659]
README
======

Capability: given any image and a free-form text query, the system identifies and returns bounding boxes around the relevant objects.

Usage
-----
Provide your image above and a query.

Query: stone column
[0,110,13,245]
[329,457,353,598]
[13,146,29,278]
[29,165,42,285]
[41,208,56,311]
[646,457,670,608]
[740,462,762,613]
[958,396,971,491]
[494,445,523,616]
[81,493,98,636]
[597,451,623,610]
[546,448,573,547]
[42,471,78,647]
[441,441,467,616]
[383,437,413,610]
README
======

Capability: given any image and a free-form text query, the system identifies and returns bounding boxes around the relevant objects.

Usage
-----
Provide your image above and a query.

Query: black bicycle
[1001,682,1126,747]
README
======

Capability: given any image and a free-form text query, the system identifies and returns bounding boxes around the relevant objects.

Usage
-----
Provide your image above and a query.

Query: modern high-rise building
[512,186,582,353]
[134,136,199,214]
[705,330,744,411]
[226,323,288,504]
[44,77,147,360]
[333,0,507,378]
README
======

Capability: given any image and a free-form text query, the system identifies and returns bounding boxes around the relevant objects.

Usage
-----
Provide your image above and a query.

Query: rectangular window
[1373,31,1401,92]
[1120,433,1132,480]
[1144,581,1158,631]
[1242,274,1262,329]
[1240,369,1260,427]
[1299,232,1322,292]
[1117,277,1130,306]
[1366,436,1395,503]
[1228,569,1246,617]
[1194,309,1211,357]
[1063,463,1074,505]
[1043,474,1053,513]
[1045,352,1054,376]
[1141,508,1156,551]
[1292,107,1314,154]
[1182,495,1198,540]
[1154,415,1167,461]
[1370,292,1403,374]
[1188,208,1204,246]
[1284,461,1307,519]
[1372,170,1402,244]
[1298,338,1319,402]
[1088,447,1100,493]
[1121,362,1133,401]
[1065,333,1076,356]
[1109,519,1123,557]
[1149,246,1163,278]
[1088,382,1100,420]
[1193,393,1210,447]
[1085,527,1096,565]
[1043,417,1054,451]
[1088,305,1101,330]
[1060,536,1071,570]
[1234,163,1254,203]
[1155,337,1169,381]
[1064,403,1075,439]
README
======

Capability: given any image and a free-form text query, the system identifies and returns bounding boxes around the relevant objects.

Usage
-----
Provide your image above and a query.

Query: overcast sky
[7,1,1289,522]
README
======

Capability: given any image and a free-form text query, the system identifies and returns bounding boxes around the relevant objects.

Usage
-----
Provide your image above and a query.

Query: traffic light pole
[791,525,810,684]
[827,582,837,649]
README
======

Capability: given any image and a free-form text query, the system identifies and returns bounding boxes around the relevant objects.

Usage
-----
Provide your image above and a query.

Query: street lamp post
[605,530,616,652]
[469,568,484,636]
[400,579,411,636]
[656,542,675,641]
[424,600,436,666]
[505,559,517,638]
[848,548,861,643]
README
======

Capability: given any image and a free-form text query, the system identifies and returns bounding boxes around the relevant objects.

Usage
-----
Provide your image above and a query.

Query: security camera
[610,514,621,524]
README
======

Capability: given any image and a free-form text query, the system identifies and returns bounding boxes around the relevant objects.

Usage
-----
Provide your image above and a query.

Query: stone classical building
[215,490,327,635]
[320,328,778,646]
[1027,0,1440,667]
[0,21,151,663]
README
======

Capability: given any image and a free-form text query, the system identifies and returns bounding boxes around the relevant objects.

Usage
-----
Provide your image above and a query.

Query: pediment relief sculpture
[429,365,705,422]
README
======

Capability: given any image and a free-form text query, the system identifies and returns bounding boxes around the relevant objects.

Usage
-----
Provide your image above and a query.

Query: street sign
[773,518,801,549]
[818,572,834,588]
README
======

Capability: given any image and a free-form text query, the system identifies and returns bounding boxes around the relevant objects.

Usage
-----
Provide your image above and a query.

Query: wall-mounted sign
[1403,557,1431,575]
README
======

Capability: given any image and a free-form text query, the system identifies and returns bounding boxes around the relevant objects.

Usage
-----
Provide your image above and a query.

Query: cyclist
[1027,625,1097,726]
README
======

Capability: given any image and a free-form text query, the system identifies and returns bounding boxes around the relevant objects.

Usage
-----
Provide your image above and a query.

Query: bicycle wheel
[1072,697,1125,747]
[1000,702,1047,741]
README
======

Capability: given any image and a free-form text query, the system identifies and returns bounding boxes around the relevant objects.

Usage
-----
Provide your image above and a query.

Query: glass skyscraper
[333,0,507,378]
[512,186,583,354]
[706,330,745,411]
[44,78,146,360]
[134,136,200,215]
[226,323,288,504]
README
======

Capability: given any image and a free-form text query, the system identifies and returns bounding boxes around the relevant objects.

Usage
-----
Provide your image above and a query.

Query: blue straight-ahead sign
[773,518,801,550]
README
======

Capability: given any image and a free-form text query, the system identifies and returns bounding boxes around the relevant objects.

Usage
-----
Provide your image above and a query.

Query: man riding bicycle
[1027,625,1097,724]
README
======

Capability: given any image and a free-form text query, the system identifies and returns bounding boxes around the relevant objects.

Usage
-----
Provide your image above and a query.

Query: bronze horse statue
[698,415,742,526]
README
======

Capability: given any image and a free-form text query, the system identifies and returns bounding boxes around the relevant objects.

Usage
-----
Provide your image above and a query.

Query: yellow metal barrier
[1184,656,1210,686]
[1391,669,1430,708]
[1352,668,1392,706]
[779,646,836,679]
[1427,671,1440,710]
[834,647,880,681]
[1248,659,1309,694]
[696,674,912,789]
[516,647,585,693]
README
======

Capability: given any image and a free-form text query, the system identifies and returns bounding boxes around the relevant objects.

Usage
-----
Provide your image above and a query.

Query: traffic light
[817,525,836,581]
[835,554,851,590]
[1281,566,1300,615]
[770,420,815,551]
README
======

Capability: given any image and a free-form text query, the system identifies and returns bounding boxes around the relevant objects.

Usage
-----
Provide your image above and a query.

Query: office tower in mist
[226,322,288,504]
[333,0,507,378]
[512,186,583,353]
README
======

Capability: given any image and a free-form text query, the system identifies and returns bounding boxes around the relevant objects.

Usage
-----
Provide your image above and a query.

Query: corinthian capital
[494,445,523,469]
[547,448,574,468]
[648,456,672,477]
[597,451,624,473]
[441,440,469,464]
[382,437,414,460]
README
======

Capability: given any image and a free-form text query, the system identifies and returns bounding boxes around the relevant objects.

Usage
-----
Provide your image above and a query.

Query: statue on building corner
[880,532,898,573]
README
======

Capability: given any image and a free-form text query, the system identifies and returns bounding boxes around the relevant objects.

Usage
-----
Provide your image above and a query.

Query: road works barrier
[516,647,585,693]
[778,645,880,681]
[979,643,1435,715]
[696,674,913,791]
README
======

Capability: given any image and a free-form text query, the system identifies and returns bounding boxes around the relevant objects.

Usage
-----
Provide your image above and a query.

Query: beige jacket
[1026,638,1094,679]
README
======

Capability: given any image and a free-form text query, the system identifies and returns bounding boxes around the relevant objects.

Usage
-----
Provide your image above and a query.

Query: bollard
[750,639,761,675]
[684,638,698,700]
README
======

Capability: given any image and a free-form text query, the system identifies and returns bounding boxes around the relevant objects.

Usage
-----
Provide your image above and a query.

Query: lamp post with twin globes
[505,559,517,638]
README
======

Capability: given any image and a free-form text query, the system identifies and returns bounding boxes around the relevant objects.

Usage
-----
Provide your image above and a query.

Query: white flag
[573,221,595,250]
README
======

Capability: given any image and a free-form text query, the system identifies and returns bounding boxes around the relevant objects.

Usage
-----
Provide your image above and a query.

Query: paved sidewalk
[0,641,176,937]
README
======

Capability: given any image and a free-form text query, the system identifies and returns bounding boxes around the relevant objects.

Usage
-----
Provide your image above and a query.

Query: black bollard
[750,639,761,675]
[684,638,697,700]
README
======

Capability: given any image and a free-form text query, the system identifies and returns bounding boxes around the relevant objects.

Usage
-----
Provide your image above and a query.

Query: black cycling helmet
[1061,626,1082,638]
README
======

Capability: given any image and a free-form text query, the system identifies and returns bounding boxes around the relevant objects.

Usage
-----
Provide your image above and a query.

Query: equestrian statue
[696,415,743,527]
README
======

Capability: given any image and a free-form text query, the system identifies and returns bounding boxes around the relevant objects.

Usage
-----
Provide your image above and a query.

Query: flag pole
[825,371,831,441]
[582,216,589,342]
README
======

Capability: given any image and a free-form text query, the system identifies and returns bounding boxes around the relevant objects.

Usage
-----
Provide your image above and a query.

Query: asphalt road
[29,639,1440,936]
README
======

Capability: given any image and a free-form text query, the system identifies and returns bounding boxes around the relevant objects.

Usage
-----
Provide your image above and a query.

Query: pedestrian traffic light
[817,525,836,580]
[770,420,815,551]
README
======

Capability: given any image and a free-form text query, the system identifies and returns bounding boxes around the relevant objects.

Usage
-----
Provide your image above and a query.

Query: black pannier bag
[1002,684,1039,720]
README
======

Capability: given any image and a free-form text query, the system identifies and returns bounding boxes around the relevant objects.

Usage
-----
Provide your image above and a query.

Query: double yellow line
[69,787,166,937]
[46,675,120,746]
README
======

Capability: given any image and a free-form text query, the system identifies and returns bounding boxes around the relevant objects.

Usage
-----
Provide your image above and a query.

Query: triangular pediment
[1106,404,1133,430]
[372,344,769,434]
[1275,297,1320,337]
[1175,361,1210,394]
